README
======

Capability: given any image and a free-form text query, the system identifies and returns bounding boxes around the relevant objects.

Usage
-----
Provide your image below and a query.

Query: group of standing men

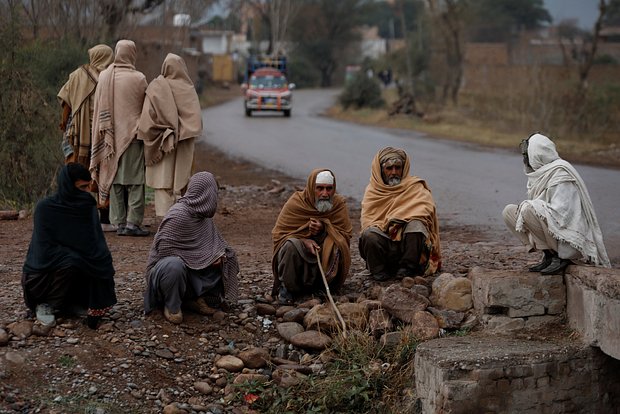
[20,40,612,328]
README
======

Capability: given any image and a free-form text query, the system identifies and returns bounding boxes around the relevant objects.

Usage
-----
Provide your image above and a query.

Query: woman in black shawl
[22,163,116,329]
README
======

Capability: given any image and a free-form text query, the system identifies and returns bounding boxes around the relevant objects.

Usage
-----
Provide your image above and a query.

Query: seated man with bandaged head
[360,147,441,281]
[271,169,352,304]
[503,133,610,275]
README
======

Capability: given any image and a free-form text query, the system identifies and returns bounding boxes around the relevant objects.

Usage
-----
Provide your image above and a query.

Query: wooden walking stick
[315,250,347,338]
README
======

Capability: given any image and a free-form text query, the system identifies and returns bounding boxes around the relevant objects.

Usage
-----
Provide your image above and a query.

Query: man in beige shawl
[503,133,610,275]
[138,53,202,217]
[91,39,149,237]
[360,147,441,281]
[272,169,352,304]
[57,44,114,231]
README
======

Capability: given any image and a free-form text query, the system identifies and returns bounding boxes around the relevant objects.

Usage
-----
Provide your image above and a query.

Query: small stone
[155,349,175,360]
[276,322,305,341]
[0,328,9,346]
[256,303,276,316]
[194,381,213,395]
[215,355,244,372]
[5,352,26,365]
[237,347,270,369]
[290,330,332,350]
[7,321,33,339]
[162,403,188,414]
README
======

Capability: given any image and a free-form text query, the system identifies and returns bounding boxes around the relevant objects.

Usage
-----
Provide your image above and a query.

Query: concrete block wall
[565,266,620,360]
[470,266,566,332]
[415,337,620,414]
[414,265,620,413]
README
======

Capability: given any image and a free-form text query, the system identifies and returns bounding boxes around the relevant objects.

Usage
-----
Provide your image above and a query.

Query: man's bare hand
[308,218,324,236]
[302,238,320,256]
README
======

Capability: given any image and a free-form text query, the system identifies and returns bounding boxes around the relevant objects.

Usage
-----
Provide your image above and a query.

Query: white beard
[315,199,333,213]
[387,176,401,186]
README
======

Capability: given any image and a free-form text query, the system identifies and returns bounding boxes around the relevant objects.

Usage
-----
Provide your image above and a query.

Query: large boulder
[380,284,430,323]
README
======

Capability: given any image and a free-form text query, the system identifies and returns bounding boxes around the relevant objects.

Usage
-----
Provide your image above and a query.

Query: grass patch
[57,354,76,368]
[326,99,620,168]
[238,329,421,413]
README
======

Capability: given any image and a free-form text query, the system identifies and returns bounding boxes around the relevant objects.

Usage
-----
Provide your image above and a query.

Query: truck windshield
[250,75,286,89]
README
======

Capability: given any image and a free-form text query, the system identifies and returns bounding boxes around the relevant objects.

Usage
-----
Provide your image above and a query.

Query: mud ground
[0,141,573,414]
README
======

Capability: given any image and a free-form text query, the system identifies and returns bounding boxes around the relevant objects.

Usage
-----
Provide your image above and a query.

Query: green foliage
[594,54,618,65]
[244,330,419,413]
[290,0,367,87]
[339,73,385,110]
[57,354,76,368]
[466,0,552,42]
[287,55,321,88]
[0,8,83,209]
[359,0,426,38]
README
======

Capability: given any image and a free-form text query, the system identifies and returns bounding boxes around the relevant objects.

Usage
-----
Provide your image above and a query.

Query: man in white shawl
[138,53,202,217]
[503,133,610,275]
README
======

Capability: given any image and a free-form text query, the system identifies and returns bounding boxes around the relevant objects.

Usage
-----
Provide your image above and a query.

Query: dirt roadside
[0,138,571,413]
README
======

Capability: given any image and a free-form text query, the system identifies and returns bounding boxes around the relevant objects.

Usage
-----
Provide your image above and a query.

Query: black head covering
[23,165,115,280]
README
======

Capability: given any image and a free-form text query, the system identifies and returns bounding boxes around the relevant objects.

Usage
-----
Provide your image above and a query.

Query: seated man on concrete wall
[271,169,352,304]
[359,147,441,281]
[503,133,610,274]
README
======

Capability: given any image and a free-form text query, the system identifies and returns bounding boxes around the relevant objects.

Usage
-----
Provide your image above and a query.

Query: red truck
[241,57,295,117]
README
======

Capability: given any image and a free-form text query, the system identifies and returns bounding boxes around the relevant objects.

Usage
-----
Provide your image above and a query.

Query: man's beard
[387,176,401,186]
[315,199,333,213]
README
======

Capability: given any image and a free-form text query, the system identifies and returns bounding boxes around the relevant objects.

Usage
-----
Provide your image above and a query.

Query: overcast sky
[544,0,600,29]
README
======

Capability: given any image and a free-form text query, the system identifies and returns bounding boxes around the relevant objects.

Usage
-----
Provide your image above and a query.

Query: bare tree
[557,0,610,93]
[269,0,300,55]
[426,0,465,105]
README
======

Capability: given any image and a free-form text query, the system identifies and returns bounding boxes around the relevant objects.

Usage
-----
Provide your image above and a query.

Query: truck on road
[241,56,295,117]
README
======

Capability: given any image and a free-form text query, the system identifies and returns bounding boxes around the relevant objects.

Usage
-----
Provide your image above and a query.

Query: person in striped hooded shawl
[143,172,240,324]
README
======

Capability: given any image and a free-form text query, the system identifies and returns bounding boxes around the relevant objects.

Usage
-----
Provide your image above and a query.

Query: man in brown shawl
[360,147,441,281]
[138,53,202,217]
[144,172,240,324]
[91,39,149,236]
[271,169,352,304]
[57,44,114,231]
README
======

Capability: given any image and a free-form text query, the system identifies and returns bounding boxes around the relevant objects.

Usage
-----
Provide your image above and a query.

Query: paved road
[201,89,620,263]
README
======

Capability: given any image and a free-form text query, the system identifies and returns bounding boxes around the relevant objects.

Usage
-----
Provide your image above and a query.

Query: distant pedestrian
[144,172,240,324]
[22,163,116,329]
[139,53,202,217]
[503,133,610,274]
[91,39,149,236]
[57,44,115,231]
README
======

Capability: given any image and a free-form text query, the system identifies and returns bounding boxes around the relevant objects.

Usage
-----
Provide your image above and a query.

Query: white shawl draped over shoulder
[516,134,610,267]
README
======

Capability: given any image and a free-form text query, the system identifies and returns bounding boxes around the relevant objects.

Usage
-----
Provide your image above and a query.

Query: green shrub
[339,73,385,110]
[0,12,87,209]
[287,55,321,88]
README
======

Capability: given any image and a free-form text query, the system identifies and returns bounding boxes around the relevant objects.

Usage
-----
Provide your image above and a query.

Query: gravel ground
[0,143,543,414]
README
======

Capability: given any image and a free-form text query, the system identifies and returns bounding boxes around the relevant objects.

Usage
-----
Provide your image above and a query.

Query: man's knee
[155,257,186,285]
[502,204,518,228]
[360,228,383,250]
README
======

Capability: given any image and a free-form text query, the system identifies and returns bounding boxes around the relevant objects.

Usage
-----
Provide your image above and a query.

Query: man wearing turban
[360,147,441,281]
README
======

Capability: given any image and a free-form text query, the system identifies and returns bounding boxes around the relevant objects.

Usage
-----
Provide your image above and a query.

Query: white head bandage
[315,170,334,185]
